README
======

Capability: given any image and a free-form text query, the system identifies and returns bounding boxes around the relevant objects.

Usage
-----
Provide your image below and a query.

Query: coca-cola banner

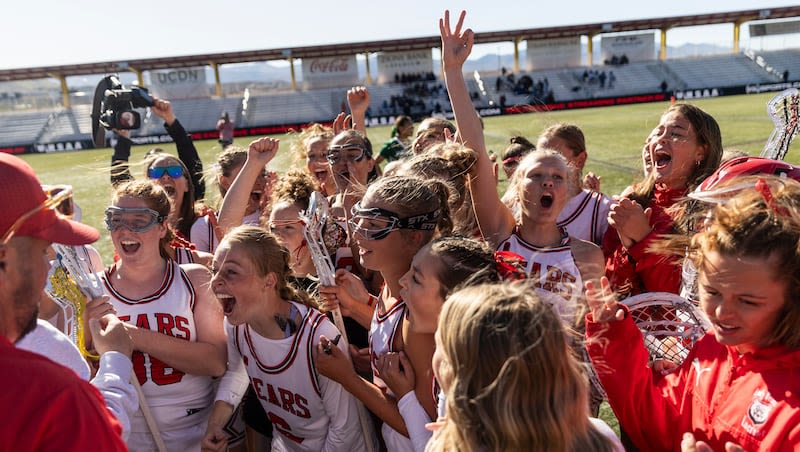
[525,37,581,70]
[600,33,656,63]
[148,67,210,99]
[376,50,434,84]
[301,55,359,89]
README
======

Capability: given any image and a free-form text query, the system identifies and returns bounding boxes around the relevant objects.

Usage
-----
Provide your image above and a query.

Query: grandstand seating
[1,49,796,149]
[0,110,55,146]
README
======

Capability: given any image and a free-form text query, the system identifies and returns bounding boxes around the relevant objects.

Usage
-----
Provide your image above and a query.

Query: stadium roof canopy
[2,6,799,82]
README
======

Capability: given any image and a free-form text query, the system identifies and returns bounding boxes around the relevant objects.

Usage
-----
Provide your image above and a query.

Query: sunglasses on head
[147,165,184,179]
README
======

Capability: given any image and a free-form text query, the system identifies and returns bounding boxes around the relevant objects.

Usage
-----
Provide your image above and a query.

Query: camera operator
[109,96,205,200]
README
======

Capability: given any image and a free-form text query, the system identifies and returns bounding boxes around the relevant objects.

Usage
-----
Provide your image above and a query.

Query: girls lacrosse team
[33,9,800,452]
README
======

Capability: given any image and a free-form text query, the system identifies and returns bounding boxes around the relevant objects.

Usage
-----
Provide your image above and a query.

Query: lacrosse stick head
[761,88,800,161]
[305,192,346,257]
[622,292,710,366]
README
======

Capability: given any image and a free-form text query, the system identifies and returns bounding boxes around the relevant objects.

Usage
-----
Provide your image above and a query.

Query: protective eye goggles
[1,185,73,245]
[104,206,165,233]
[147,165,184,179]
[348,202,441,240]
[326,144,371,165]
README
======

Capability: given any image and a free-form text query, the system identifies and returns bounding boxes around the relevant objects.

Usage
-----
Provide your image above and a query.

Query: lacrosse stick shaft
[131,376,168,452]
[302,193,376,452]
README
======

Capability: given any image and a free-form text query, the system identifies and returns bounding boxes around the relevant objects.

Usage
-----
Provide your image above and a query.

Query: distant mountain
[0,43,739,93]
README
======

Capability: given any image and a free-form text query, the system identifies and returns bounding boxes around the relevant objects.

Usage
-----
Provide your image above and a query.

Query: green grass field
[18,91,791,265]
[18,91,792,435]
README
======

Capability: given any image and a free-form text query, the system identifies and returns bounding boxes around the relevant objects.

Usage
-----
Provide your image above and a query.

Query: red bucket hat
[0,153,99,245]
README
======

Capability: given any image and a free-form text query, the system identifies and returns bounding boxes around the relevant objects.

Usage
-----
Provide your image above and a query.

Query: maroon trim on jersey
[375,297,405,324]
[173,247,194,265]
[102,259,176,305]
[177,265,197,312]
[557,190,592,227]
[305,313,329,397]
[590,191,602,244]
[501,228,571,254]
[244,306,316,375]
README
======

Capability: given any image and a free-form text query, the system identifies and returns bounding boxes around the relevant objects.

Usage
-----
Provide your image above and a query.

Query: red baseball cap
[0,153,99,245]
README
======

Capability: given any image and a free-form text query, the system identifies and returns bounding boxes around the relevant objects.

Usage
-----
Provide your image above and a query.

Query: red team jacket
[586,309,800,451]
[602,185,685,297]
[0,337,126,451]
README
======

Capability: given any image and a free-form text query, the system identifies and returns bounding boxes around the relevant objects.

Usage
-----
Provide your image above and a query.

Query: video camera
[91,75,155,147]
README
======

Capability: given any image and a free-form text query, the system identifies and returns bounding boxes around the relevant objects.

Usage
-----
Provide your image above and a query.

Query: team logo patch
[748,399,772,425]
[741,388,776,438]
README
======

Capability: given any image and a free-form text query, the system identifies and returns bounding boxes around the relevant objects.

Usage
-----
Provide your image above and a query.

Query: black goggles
[348,202,441,240]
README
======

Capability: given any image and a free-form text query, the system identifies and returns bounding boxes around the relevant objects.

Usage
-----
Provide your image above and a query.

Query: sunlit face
[218,162,266,216]
[432,329,453,392]
[148,156,189,209]
[3,236,51,341]
[351,196,408,273]
[518,156,569,224]
[268,202,306,268]
[109,196,167,262]
[211,242,269,325]
[651,111,707,189]
[642,127,659,177]
[399,245,445,333]
[305,136,334,194]
[329,135,374,192]
[698,251,788,354]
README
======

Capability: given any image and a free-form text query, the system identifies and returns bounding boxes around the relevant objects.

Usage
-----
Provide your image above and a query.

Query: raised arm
[440,10,514,245]
[347,86,370,135]
[216,137,279,236]
[151,97,206,199]
[110,129,134,187]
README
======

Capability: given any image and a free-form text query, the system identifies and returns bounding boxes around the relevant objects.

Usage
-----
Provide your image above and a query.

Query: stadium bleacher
[0,49,796,149]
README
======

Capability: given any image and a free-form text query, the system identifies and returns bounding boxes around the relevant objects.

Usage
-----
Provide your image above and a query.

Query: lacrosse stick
[621,292,710,366]
[761,88,800,161]
[300,191,376,452]
[51,244,167,452]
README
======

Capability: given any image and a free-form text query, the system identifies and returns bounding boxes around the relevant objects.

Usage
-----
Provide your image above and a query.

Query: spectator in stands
[784,69,790,82]
[660,80,669,93]
[375,115,413,167]
[608,71,616,89]
[215,112,235,149]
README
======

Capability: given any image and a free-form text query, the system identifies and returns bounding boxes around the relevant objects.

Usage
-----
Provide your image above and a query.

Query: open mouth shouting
[161,184,177,197]
[215,292,237,316]
[119,239,141,255]
[654,149,672,169]
[539,193,554,209]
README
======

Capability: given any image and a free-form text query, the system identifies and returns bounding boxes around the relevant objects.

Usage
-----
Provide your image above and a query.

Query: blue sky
[1,0,799,70]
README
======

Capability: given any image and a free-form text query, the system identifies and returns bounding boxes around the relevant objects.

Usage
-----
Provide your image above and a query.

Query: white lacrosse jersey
[498,229,583,319]
[368,297,414,452]
[557,189,611,246]
[100,260,214,450]
[229,303,367,452]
